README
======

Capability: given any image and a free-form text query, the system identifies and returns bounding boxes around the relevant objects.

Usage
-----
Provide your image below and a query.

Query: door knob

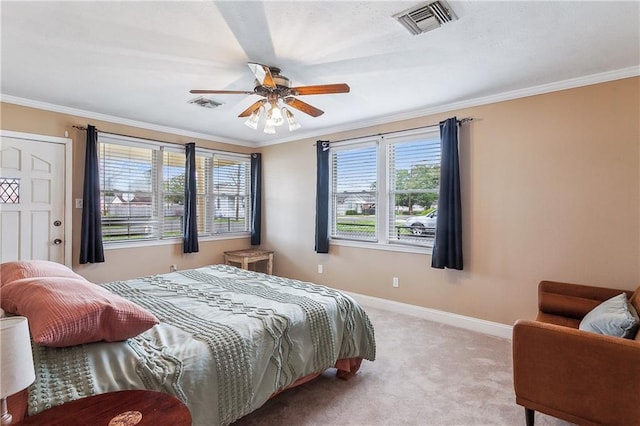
[53,220,62,226]
[53,239,62,245]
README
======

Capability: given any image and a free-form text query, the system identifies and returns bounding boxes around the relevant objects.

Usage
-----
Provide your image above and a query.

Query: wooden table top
[224,248,273,257]
[15,390,192,426]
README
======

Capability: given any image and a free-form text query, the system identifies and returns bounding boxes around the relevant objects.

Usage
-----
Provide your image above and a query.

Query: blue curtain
[315,141,330,253]
[183,142,199,253]
[250,153,262,245]
[432,117,463,270]
[79,125,105,264]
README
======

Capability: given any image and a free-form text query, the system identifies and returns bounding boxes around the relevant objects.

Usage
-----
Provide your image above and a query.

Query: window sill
[329,238,433,255]
[103,233,250,250]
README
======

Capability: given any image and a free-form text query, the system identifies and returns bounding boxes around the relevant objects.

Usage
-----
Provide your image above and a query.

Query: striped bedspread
[28,264,376,425]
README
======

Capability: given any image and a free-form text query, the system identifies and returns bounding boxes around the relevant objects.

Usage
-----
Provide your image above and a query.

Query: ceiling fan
[190,62,350,132]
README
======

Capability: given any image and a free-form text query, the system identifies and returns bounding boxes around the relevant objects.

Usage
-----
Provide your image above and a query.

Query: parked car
[404,209,437,236]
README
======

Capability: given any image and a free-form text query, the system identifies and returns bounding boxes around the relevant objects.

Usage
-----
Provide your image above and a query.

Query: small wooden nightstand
[15,390,191,426]
[224,248,274,275]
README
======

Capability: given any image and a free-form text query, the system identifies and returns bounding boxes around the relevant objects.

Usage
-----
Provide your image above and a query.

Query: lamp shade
[0,317,35,398]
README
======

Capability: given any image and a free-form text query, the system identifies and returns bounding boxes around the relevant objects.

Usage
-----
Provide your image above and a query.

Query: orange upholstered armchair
[512,281,640,426]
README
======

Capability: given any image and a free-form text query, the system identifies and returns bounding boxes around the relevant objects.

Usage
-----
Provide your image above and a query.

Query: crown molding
[2,66,637,148]
[258,65,640,147]
[0,94,257,148]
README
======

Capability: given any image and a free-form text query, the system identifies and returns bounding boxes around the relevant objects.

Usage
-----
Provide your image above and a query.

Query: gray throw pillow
[579,293,640,338]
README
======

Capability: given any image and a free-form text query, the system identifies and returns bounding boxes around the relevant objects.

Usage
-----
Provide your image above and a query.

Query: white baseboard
[345,291,513,340]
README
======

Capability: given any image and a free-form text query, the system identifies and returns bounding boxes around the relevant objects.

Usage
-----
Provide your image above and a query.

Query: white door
[0,132,71,265]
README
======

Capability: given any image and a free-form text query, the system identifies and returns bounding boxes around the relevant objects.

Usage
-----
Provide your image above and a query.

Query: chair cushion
[538,292,602,319]
[536,312,581,328]
[579,293,639,338]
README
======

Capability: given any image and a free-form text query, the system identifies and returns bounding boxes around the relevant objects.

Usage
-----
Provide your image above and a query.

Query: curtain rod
[71,125,249,155]
[318,117,473,145]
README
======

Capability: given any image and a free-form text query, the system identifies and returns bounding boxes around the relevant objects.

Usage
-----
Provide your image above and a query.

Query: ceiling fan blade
[248,62,276,89]
[238,99,267,117]
[290,83,350,96]
[283,97,324,117]
[190,89,254,95]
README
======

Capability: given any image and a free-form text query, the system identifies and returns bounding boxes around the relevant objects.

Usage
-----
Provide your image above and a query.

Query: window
[162,149,187,238]
[99,141,156,242]
[0,178,20,203]
[331,142,377,242]
[210,154,251,234]
[98,134,251,245]
[330,128,440,250]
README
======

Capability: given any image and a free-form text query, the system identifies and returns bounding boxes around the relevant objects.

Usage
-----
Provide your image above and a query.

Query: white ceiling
[1,1,639,147]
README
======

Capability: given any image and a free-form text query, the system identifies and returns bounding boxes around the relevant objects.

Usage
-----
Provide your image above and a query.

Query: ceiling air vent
[393,1,457,36]
[188,96,223,109]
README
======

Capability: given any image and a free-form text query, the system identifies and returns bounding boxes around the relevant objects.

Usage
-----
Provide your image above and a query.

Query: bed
[0,262,376,425]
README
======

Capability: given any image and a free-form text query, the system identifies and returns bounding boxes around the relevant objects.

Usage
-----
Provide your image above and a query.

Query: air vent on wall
[393,1,457,36]
[188,96,223,109]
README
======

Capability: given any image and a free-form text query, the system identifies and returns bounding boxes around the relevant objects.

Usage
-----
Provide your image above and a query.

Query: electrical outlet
[317,264,323,274]
[170,264,177,272]
[75,199,83,209]
[392,277,399,288]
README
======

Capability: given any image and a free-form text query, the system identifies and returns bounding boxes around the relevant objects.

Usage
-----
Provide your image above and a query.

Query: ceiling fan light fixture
[263,120,276,134]
[266,101,284,126]
[283,108,301,131]
[244,107,262,130]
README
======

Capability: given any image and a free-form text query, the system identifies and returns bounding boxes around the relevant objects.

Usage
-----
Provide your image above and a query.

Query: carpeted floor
[233,307,574,426]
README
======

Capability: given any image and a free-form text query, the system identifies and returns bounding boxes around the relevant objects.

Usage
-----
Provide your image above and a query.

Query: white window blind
[162,149,186,238]
[328,127,441,251]
[212,155,251,234]
[194,152,210,235]
[330,143,378,241]
[99,142,157,242]
[388,136,440,247]
[97,134,251,245]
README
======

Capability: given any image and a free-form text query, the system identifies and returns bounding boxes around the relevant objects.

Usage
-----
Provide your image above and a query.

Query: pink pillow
[1,276,159,347]
[1,260,85,287]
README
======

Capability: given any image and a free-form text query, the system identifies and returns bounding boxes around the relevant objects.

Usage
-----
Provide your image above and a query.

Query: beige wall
[261,77,640,325]
[2,77,638,325]
[0,102,255,283]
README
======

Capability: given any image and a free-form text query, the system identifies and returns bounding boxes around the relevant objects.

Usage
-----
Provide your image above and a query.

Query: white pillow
[579,293,639,338]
